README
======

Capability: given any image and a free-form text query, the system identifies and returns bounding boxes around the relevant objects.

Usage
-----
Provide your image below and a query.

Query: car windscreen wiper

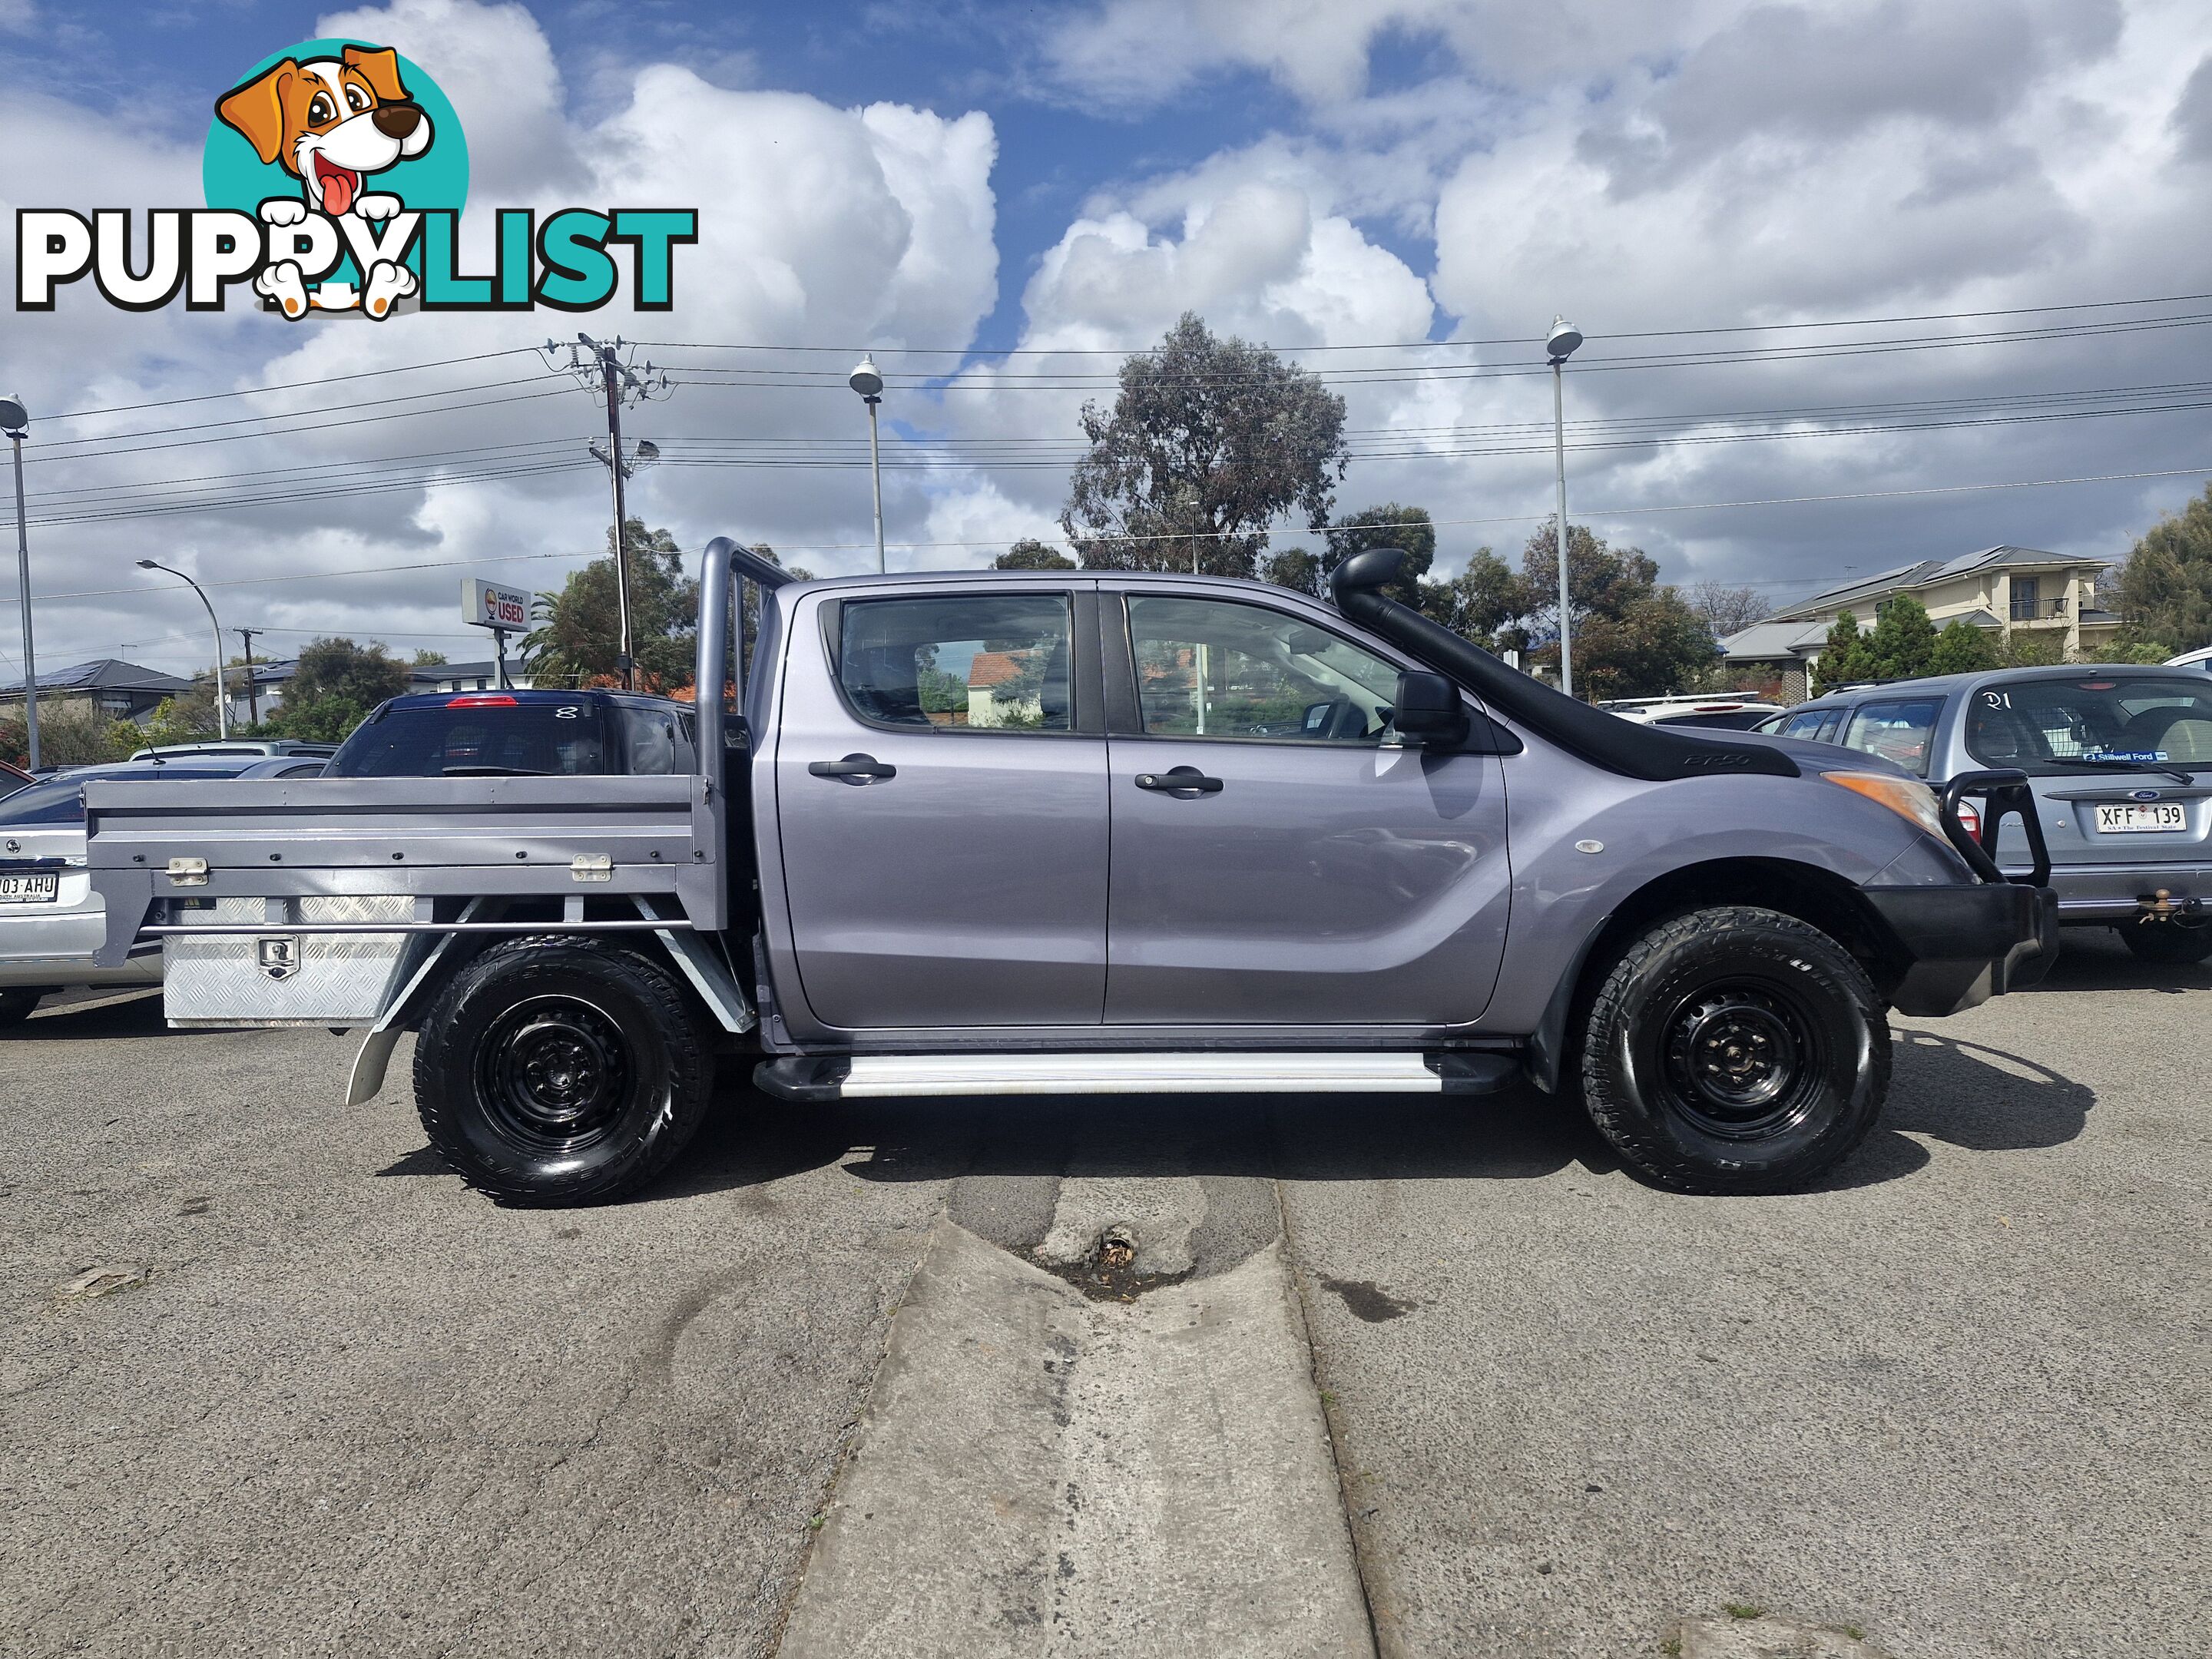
[2063,758,2198,786]
[441,765,554,777]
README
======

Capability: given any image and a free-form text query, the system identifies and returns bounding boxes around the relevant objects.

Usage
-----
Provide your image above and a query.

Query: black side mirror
[1392,671,1469,747]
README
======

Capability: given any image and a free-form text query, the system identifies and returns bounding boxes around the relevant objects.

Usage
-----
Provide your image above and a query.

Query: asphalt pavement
[2,931,2206,1657]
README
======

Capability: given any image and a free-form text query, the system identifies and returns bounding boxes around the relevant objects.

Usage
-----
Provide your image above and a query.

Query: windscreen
[325,700,618,778]
[1963,677,2212,774]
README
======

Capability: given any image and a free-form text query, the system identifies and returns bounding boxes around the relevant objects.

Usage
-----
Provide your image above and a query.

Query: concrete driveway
[2,930,2204,1657]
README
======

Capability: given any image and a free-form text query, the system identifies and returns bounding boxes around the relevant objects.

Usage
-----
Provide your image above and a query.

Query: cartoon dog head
[216,45,432,217]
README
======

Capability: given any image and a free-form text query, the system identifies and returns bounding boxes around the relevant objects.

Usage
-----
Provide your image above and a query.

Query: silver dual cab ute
[81,545,2057,1205]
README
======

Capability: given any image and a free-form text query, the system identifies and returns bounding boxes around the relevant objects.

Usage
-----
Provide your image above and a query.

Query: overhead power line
[689,462,2212,555]
[631,287,2212,356]
[20,376,2212,528]
[41,346,545,423]
[647,308,2212,392]
[26,374,565,456]
[30,286,2212,429]
[22,456,601,528]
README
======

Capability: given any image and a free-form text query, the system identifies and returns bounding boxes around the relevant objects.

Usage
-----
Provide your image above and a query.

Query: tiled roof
[966,649,1035,689]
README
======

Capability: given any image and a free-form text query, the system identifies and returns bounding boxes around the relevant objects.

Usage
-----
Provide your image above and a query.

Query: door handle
[1134,767,1223,795]
[810,753,897,783]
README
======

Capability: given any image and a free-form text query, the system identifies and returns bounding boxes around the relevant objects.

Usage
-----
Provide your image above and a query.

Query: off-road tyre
[413,936,714,1206]
[2115,920,2212,965]
[0,988,45,1028]
[1578,906,1889,1194]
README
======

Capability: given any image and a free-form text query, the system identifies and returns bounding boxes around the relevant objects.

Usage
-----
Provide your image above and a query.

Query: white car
[1608,695,1782,731]
[127,740,337,761]
[2167,644,2211,671]
[0,757,324,1026]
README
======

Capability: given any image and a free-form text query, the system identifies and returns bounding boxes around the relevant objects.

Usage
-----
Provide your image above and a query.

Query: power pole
[233,627,260,726]
[2,397,38,770]
[547,336,671,691]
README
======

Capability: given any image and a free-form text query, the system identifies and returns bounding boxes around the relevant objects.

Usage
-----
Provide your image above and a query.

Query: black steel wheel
[1579,906,1888,1194]
[414,937,714,1206]
[475,995,635,1153]
[2116,920,2212,965]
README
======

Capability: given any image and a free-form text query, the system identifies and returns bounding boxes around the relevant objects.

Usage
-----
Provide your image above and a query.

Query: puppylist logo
[15,38,695,320]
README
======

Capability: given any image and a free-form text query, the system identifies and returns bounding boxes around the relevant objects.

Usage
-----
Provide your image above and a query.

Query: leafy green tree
[1996,631,2063,668]
[0,700,137,768]
[412,648,448,666]
[1260,546,1323,596]
[1515,522,1714,699]
[995,538,1077,571]
[1418,548,1527,649]
[263,637,412,743]
[2113,482,2212,657]
[524,520,697,691]
[1325,504,1435,606]
[1567,591,1717,701]
[1813,611,1876,692]
[1866,594,1939,681]
[1061,313,1348,577]
[1928,619,2001,677]
[141,675,224,744]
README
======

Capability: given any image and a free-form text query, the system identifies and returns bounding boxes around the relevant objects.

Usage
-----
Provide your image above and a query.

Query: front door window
[1125,596,1400,745]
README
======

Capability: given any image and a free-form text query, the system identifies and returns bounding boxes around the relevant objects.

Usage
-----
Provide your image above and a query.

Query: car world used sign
[465,578,529,632]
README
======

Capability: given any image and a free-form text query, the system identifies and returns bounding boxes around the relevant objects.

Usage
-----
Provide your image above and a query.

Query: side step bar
[753,1050,1523,1102]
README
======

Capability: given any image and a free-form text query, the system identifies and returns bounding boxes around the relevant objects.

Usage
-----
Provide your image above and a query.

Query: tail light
[446,694,518,707]
[1954,797,1982,843]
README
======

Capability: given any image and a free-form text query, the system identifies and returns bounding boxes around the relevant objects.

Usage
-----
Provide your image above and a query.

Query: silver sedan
[0,757,323,1026]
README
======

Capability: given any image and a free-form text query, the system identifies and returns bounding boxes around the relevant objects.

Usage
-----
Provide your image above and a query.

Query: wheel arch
[1526,856,1907,1094]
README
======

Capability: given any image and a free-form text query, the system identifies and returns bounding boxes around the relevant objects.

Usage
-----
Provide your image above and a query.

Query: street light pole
[2,396,38,770]
[1545,317,1584,699]
[849,356,886,574]
[137,559,229,739]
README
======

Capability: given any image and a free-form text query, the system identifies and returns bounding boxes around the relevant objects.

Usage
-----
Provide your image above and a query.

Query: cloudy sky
[2,0,2210,681]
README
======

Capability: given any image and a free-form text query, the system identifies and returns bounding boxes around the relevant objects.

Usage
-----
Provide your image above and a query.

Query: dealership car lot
[3,934,2206,1658]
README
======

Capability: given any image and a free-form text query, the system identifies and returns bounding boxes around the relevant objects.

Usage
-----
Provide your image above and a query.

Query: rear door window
[1840,698,1944,776]
[836,594,1076,732]
[1780,709,1833,740]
